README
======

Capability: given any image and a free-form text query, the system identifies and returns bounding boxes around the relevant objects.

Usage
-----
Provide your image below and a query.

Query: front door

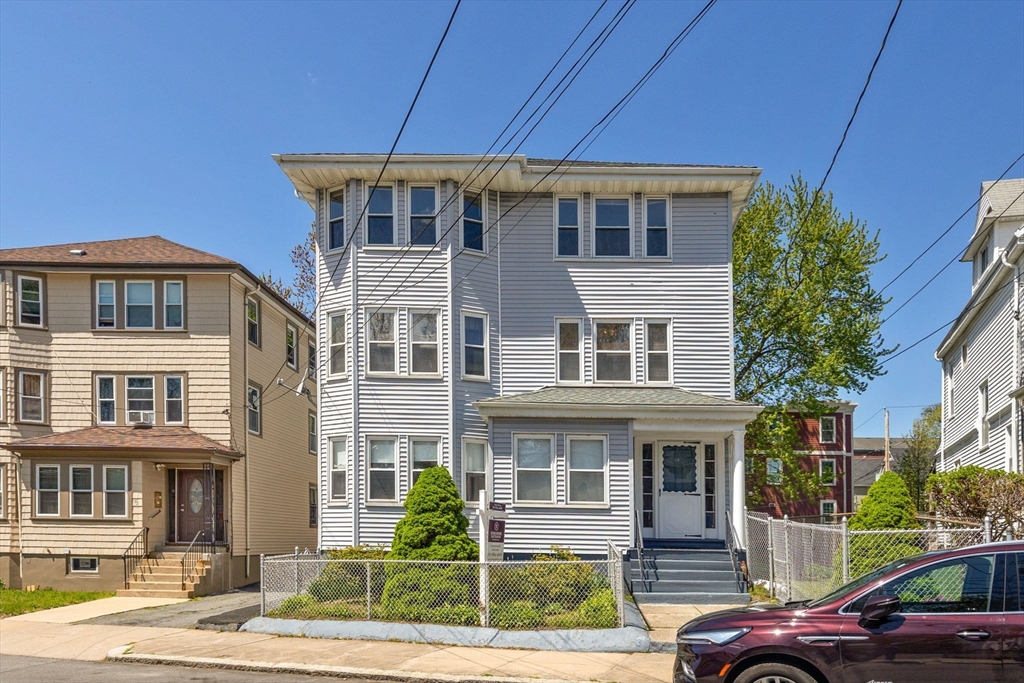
[656,442,702,538]
[177,470,207,542]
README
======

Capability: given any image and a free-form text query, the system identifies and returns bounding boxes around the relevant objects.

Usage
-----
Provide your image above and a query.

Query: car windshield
[805,555,923,608]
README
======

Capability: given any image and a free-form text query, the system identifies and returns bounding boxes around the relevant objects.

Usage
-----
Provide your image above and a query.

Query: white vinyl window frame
[308,342,317,381]
[462,437,488,506]
[644,319,671,384]
[329,436,348,503]
[286,323,298,369]
[327,310,347,378]
[247,383,261,435]
[960,344,967,367]
[19,370,46,423]
[164,280,184,329]
[766,458,783,485]
[565,434,610,506]
[103,464,129,519]
[70,464,94,518]
[363,182,398,247]
[978,381,989,449]
[555,318,583,384]
[164,375,184,425]
[70,557,99,573]
[327,185,346,252]
[642,195,671,259]
[409,310,440,376]
[308,412,317,454]
[820,500,837,517]
[124,280,155,329]
[591,195,633,259]
[461,311,489,381]
[36,464,60,517]
[512,433,556,505]
[17,275,44,327]
[406,182,440,247]
[461,188,487,254]
[410,437,442,486]
[946,365,955,419]
[366,436,399,503]
[96,280,116,328]
[553,194,582,259]
[819,415,837,444]
[125,375,156,424]
[819,458,837,487]
[246,296,260,347]
[593,318,634,384]
[366,309,397,376]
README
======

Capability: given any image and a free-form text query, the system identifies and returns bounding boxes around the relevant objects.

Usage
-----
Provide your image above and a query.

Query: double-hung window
[366,185,395,245]
[165,376,184,424]
[126,376,155,424]
[368,438,397,501]
[595,321,631,382]
[567,436,606,504]
[645,321,669,382]
[308,412,317,454]
[367,311,396,374]
[246,297,260,346]
[36,465,59,516]
[71,465,94,516]
[979,382,989,448]
[103,465,128,517]
[556,197,580,257]
[247,383,261,435]
[463,190,485,252]
[819,416,836,444]
[125,281,154,328]
[766,458,783,485]
[409,185,437,246]
[556,319,582,383]
[462,312,487,379]
[820,500,836,517]
[328,312,346,376]
[19,371,45,423]
[97,375,116,424]
[594,198,630,257]
[96,281,115,328]
[329,189,345,251]
[644,197,669,257]
[18,275,43,326]
[164,281,183,329]
[286,324,297,369]
[308,343,316,381]
[410,311,438,374]
[411,439,439,484]
[463,439,487,504]
[329,437,347,501]
[514,435,554,503]
[819,459,836,486]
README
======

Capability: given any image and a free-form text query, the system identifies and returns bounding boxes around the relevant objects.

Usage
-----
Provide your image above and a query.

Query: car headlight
[676,627,751,645]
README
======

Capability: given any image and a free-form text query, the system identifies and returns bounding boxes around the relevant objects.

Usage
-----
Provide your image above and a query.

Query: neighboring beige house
[0,236,317,595]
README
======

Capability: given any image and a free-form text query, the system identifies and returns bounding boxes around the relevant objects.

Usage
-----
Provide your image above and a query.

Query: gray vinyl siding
[490,417,631,555]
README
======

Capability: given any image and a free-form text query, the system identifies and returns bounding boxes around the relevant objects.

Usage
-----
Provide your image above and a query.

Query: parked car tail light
[676,627,751,645]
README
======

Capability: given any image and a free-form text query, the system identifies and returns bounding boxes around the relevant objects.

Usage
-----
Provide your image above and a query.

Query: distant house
[935,178,1023,475]
[851,436,909,510]
[747,403,856,520]
[0,237,316,594]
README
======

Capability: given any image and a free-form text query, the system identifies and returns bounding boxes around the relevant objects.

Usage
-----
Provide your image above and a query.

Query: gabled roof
[6,426,241,459]
[979,178,1024,225]
[0,236,236,268]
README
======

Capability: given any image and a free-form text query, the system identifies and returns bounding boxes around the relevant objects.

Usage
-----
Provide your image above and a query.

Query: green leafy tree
[896,404,940,511]
[260,225,316,316]
[736,176,891,506]
[927,466,1024,540]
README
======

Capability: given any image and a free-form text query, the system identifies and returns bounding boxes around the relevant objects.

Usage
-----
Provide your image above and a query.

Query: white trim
[16,274,44,327]
[460,187,487,254]
[408,309,441,377]
[163,280,184,329]
[70,464,94,518]
[409,436,442,487]
[555,318,583,384]
[591,195,633,259]
[19,370,46,423]
[308,411,317,454]
[286,322,298,369]
[365,308,398,376]
[820,499,837,516]
[124,280,156,329]
[462,436,488,506]
[95,279,116,329]
[96,375,116,425]
[553,194,582,259]
[102,464,129,519]
[642,195,671,259]
[766,457,783,485]
[565,434,609,506]
[164,375,184,425]
[512,433,556,504]
[819,415,837,444]
[36,464,60,517]
[247,382,261,435]
[326,185,347,253]
[326,310,348,379]
[819,458,837,487]
[366,435,399,503]
[363,181,397,247]
[461,310,489,381]
[125,375,156,424]
[329,436,349,503]
[69,557,99,573]
[643,319,672,384]
[406,182,440,247]
[246,296,260,347]
[593,318,634,383]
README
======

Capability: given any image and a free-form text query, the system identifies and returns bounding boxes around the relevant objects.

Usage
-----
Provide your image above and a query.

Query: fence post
[784,516,792,601]
[366,561,372,620]
[260,554,266,616]
[294,547,299,596]
[841,517,850,584]
[766,516,775,599]
[481,560,490,628]
[983,516,992,544]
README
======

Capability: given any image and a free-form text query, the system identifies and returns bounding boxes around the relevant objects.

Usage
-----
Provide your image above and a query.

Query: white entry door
[656,442,703,538]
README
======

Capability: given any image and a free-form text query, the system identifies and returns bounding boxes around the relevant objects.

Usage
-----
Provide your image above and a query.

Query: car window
[849,554,995,614]
[808,556,921,608]
[1004,552,1021,612]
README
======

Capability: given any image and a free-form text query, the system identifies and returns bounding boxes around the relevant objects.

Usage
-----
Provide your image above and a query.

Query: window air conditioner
[128,411,155,425]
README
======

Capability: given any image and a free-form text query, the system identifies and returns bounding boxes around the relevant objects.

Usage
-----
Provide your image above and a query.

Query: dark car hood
[678,602,802,635]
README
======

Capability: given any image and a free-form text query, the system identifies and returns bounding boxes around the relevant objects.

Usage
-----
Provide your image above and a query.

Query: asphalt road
[83,584,261,629]
[0,656,379,683]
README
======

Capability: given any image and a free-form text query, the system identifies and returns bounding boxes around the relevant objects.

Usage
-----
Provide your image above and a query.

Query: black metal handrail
[122,527,149,589]
[181,529,211,591]
[724,511,746,593]
[633,509,649,587]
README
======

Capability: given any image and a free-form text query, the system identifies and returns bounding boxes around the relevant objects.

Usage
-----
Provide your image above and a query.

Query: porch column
[731,429,746,547]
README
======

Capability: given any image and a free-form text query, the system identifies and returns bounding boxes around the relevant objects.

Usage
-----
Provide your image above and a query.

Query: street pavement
[83,585,260,629]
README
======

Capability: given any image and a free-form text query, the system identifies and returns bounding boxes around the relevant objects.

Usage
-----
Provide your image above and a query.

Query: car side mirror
[858,595,900,628]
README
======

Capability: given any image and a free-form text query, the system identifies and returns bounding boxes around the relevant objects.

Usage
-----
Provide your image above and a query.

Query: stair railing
[122,527,149,589]
[724,511,747,593]
[633,509,649,587]
[181,529,211,591]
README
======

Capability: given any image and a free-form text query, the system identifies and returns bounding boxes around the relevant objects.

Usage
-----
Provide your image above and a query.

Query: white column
[731,429,746,547]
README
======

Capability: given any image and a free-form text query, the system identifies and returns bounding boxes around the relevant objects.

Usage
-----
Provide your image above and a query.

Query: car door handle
[956,630,991,641]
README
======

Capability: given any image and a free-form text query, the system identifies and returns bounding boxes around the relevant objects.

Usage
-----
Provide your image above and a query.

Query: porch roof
[5,426,242,460]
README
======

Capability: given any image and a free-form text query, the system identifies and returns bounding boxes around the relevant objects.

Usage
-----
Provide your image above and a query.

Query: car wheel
[733,662,819,683]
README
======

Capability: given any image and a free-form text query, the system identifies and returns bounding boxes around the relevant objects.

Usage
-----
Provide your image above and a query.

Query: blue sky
[2,0,1022,437]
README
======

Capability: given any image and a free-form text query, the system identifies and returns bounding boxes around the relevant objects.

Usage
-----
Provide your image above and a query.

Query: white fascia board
[473,401,763,423]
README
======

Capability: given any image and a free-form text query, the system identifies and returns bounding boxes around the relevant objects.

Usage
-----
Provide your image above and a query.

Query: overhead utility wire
[878,151,1024,295]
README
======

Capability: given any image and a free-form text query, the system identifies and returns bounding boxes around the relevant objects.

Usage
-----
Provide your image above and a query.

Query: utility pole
[884,408,890,473]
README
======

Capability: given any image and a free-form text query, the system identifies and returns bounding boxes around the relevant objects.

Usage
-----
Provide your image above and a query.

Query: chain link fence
[746,511,990,602]
[260,548,624,630]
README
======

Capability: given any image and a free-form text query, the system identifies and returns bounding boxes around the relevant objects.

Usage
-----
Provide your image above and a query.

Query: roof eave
[4,443,242,460]
[473,401,763,421]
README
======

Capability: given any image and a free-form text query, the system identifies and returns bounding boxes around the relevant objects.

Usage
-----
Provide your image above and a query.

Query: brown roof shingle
[6,426,241,458]
[0,236,237,268]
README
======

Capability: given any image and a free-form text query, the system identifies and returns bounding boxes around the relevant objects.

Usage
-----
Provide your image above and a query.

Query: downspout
[1001,246,1021,473]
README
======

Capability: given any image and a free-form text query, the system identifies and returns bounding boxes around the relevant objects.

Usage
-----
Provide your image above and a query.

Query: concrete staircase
[116,548,211,598]
[630,546,749,605]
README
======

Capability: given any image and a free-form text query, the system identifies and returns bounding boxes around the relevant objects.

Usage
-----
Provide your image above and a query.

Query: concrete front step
[633,592,751,605]
[633,580,741,593]
[116,588,193,598]
[630,569,736,581]
[633,559,735,572]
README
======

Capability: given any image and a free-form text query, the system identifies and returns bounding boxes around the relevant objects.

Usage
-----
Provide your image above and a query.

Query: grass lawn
[0,588,115,617]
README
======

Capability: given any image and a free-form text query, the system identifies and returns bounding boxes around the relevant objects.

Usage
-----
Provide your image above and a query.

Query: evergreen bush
[387,467,478,561]
[307,545,388,602]
[490,600,543,629]
[848,472,919,531]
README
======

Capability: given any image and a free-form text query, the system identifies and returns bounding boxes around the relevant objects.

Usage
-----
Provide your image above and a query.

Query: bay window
[409,185,437,246]
[595,321,631,382]
[463,190,484,252]
[463,439,487,504]
[367,310,396,374]
[567,436,606,504]
[514,435,554,503]
[329,189,345,251]
[368,438,397,501]
[411,439,439,484]
[366,185,395,245]
[330,437,347,501]
[594,198,630,257]
[410,311,439,374]
[328,311,346,376]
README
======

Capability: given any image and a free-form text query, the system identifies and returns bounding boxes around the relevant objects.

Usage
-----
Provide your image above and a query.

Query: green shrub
[849,472,920,531]
[307,545,388,602]
[380,563,479,626]
[524,546,603,611]
[544,589,617,629]
[388,467,478,561]
[490,600,543,629]
[847,535,923,579]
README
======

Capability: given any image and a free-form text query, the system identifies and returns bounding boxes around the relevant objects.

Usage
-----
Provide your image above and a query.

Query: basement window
[70,557,99,573]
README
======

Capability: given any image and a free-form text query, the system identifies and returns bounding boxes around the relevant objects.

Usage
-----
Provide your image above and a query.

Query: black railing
[181,529,211,591]
[724,511,747,593]
[122,527,149,589]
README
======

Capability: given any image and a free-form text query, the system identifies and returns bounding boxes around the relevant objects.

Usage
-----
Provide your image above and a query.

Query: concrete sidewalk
[1,616,673,683]
[637,604,736,645]
[6,596,186,623]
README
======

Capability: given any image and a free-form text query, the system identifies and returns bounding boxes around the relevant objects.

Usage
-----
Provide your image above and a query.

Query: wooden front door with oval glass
[656,442,703,538]
[177,470,207,542]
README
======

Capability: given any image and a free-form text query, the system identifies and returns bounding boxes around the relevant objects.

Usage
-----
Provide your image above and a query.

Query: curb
[106,646,584,683]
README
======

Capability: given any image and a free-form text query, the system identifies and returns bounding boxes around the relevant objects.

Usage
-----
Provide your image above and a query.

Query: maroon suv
[674,541,1023,683]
